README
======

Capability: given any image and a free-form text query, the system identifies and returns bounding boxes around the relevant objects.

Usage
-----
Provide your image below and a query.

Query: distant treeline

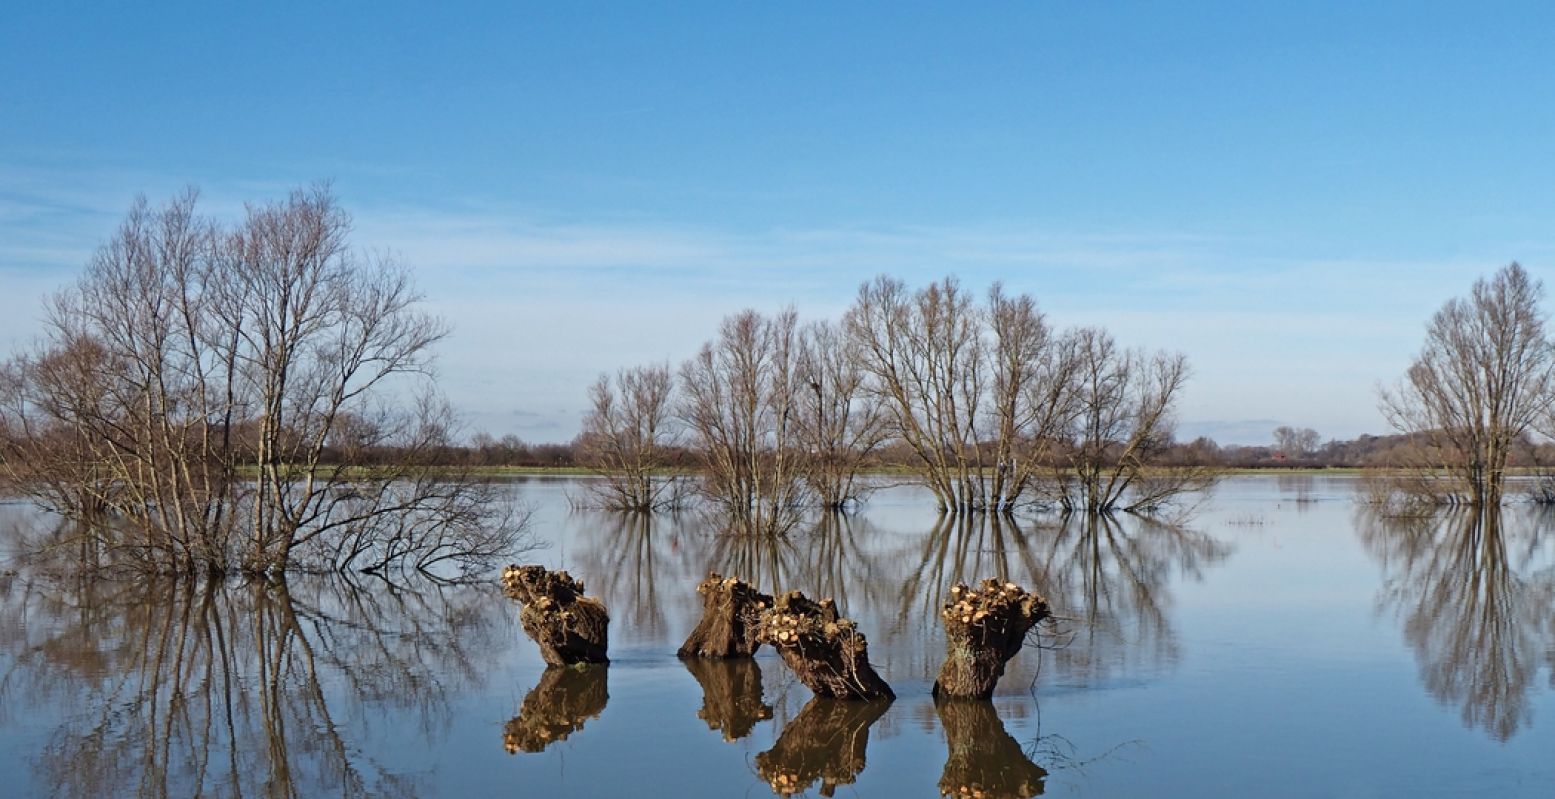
[391,429,1555,472]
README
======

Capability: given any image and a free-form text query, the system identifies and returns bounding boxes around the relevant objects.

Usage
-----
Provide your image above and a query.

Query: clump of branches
[0,186,530,577]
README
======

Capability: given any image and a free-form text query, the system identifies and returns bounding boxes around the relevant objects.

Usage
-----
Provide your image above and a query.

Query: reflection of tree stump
[501,565,610,665]
[936,699,1047,798]
[678,572,772,658]
[682,657,773,741]
[757,590,895,700]
[503,665,609,753]
[756,698,891,797]
[934,579,1049,699]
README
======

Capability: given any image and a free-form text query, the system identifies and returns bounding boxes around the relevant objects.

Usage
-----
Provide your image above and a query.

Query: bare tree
[843,276,1077,513]
[1057,328,1208,512]
[1272,425,1321,458]
[794,320,888,510]
[1380,263,1555,507]
[0,186,528,576]
[678,309,809,535]
[577,363,684,510]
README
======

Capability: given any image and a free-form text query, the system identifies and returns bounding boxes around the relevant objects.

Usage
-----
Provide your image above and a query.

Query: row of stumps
[500,565,1051,701]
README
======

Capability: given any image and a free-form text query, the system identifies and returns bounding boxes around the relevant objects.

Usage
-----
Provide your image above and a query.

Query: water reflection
[755,698,891,797]
[936,699,1048,799]
[1,575,502,798]
[502,665,609,753]
[1360,505,1555,741]
[682,657,772,741]
[895,512,1230,686]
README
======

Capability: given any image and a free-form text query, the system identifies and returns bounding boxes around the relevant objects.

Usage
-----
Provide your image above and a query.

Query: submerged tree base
[678,572,773,658]
[757,590,894,700]
[933,578,1049,700]
[501,565,610,665]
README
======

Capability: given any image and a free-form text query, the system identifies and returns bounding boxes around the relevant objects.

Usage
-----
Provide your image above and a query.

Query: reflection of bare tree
[1359,505,1555,741]
[502,665,609,753]
[3,576,502,798]
[755,698,891,797]
[572,511,699,640]
[936,699,1047,799]
[896,513,1229,686]
[710,513,885,611]
[681,657,772,741]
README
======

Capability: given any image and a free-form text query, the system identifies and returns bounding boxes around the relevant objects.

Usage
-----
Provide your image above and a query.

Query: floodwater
[1,475,1553,797]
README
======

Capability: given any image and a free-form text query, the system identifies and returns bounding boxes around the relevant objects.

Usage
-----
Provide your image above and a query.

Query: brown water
[1,476,1552,797]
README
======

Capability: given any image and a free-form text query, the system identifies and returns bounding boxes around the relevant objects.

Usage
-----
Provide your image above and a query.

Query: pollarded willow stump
[501,565,610,665]
[936,698,1048,799]
[502,664,609,754]
[933,578,1049,699]
[677,572,773,658]
[682,656,773,741]
[756,697,891,798]
[756,590,895,700]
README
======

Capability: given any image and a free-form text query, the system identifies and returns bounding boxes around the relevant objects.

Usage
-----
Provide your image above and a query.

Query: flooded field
[2,475,1553,797]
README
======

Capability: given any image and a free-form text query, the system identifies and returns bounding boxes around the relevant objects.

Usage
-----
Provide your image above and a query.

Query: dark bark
[757,590,895,700]
[501,564,610,665]
[936,698,1048,799]
[682,657,773,741]
[502,664,609,753]
[756,697,891,797]
[677,571,773,658]
[934,579,1049,699]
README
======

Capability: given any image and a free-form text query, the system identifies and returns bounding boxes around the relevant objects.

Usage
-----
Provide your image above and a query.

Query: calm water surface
[1,476,1553,797]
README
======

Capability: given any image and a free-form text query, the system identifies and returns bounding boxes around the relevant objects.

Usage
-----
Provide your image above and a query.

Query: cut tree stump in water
[501,564,610,665]
[757,590,895,700]
[682,656,773,741]
[502,664,609,754]
[935,698,1048,799]
[933,578,1049,700]
[756,697,891,798]
[677,572,773,658]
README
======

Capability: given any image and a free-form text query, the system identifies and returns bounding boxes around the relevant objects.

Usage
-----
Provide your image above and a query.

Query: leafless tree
[794,320,888,510]
[678,309,809,535]
[1380,263,1555,507]
[577,363,685,510]
[0,186,529,576]
[1272,425,1320,458]
[1057,328,1209,512]
[843,276,1078,513]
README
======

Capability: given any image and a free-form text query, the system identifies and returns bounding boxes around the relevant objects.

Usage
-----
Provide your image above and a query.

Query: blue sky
[4,2,1554,443]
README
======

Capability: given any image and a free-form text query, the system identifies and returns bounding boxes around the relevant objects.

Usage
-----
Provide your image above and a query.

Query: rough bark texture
[936,698,1048,799]
[933,578,1050,699]
[682,657,773,741]
[757,590,895,700]
[756,697,891,797]
[502,664,609,753]
[677,572,773,658]
[501,565,610,665]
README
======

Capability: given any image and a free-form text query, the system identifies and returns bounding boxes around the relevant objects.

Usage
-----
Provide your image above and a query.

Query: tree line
[576,276,1212,532]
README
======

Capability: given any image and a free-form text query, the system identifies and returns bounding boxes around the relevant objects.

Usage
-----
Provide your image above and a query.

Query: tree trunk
[757,590,894,700]
[502,664,609,753]
[756,697,891,797]
[501,565,610,665]
[678,572,773,658]
[933,579,1049,699]
[936,698,1048,799]
[682,657,773,742]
